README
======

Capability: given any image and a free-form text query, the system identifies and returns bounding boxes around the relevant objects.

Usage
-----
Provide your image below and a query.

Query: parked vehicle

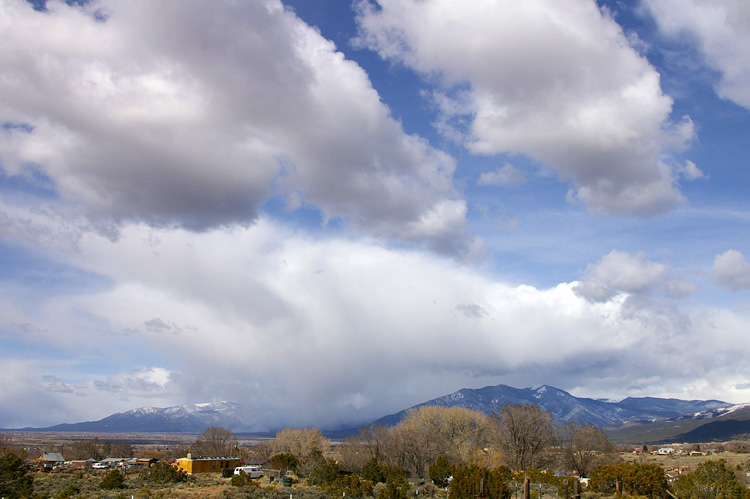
[92,462,110,469]
[274,473,298,483]
[234,465,264,478]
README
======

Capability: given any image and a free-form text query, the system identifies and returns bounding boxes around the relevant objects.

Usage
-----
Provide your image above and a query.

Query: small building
[37,452,65,471]
[39,452,65,464]
[175,454,241,474]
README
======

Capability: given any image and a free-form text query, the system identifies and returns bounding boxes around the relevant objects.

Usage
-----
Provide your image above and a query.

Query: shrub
[100,468,126,490]
[53,484,80,499]
[142,461,188,484]
[231,471,261,488]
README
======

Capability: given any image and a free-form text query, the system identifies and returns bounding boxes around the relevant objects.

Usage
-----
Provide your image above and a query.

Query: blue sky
[1,0,750,430]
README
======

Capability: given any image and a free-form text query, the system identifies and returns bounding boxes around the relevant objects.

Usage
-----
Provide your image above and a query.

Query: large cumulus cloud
[354,0,698,215]
[0,0,471,254]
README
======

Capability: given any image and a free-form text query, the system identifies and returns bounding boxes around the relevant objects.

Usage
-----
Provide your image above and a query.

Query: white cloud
[0,0,472,254]
[478,163,527,187]
[94,367,172,396]
[42,375,75,394]
[576,250,696,301]
[354,0,696,215]
[712,249,750,291]
[676,160,706,180]
[644,0,750,109]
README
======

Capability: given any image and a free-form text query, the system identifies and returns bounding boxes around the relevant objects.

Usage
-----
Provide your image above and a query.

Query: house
[655,447,675,455]
[37,452,65,471]
[175,454,241,474]
[38,453,65,465]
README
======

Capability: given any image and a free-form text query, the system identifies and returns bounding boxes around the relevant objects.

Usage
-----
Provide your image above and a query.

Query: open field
[620,447,750,483]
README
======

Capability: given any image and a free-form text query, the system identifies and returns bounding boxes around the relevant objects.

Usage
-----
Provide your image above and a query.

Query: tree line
[335,404,617,478]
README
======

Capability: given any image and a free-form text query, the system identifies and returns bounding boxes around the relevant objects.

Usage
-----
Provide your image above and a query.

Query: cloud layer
[0,211,748,428]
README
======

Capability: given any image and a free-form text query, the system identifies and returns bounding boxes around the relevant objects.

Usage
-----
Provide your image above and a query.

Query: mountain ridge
[6,384,738,441]
[371,384,728,428]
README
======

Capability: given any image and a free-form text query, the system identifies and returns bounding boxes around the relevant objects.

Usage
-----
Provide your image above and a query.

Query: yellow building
[175,454,241,474]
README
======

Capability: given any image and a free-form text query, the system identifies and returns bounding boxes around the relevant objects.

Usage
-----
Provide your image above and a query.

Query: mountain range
[30,401,260,434]
[13,384,750,443]
[371,384,726,428]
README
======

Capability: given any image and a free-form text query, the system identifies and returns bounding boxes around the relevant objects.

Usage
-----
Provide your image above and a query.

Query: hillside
[605,405,750,444]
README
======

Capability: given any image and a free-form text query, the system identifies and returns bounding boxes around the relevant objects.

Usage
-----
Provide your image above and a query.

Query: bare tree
[558,422,616,477]
[359,424,389,461]
[336,435,371,473]
[270,427,331,461]
[401,406,489,463]
[381,422,442,477]
[193,426,234,457]
[488,404,556,471]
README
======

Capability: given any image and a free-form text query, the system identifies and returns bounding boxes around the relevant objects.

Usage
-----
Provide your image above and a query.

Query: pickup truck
[234,466,264,478]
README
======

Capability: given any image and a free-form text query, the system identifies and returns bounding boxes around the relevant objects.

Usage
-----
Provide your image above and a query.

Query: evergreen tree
[270,452,300,473]
[429,456,454,486]
[449,463,511,499]
[673,460,750,499]
[590,462,665,498]
[362,456,386,484]
[100,468,126,490]
[326,475,374,498]
[307,457,341,486]
[378,478,407,499]
[0,451,33,498]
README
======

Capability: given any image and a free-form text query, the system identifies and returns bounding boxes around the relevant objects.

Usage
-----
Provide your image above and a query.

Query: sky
[1,0,750,431]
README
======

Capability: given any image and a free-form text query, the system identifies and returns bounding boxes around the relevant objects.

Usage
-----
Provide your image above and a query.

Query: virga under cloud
[0,0,749,430]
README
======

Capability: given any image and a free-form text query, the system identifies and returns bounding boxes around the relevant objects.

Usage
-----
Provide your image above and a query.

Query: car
[274,474,298,483]
[234,465,264,478]
[92,462,110,469]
